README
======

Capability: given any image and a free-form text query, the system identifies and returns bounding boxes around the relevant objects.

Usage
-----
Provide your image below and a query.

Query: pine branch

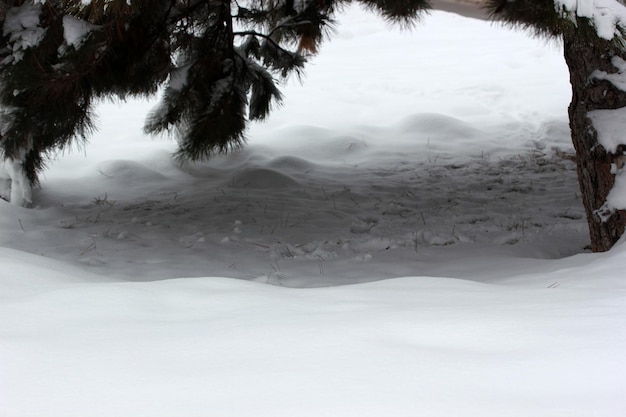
[357,0,430,27]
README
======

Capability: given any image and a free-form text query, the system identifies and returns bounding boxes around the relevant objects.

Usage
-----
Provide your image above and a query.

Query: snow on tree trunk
[563,31,626,252]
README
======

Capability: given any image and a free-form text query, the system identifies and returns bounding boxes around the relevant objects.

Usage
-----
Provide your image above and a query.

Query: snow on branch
[2,3,46,63]
[62,15,99,49]
[556,0,626,40]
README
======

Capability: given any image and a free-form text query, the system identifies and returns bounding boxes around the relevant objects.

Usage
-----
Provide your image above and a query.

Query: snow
[62,15,98,49]
[605,167,626,209]
[167,64,191,91]
[1,3,45,63]
[555,0,626,40]
[590,55,626,92]
[2,4,41,37]
[588,107,626,154]
[1,6,626,417]
[0,156,32,206]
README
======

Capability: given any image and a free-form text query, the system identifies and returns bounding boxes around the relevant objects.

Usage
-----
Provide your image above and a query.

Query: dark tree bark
[563,32,626,251]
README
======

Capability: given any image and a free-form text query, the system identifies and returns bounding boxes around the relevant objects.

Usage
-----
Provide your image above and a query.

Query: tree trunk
[563,33,626,251]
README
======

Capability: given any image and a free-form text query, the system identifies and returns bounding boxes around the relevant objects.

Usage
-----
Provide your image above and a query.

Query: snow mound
[231,167,301,188]
[0,247,117,299]
[1,247,625,417]
[395,113,482,138]
[267,156,317,173]
[98,160,169,184]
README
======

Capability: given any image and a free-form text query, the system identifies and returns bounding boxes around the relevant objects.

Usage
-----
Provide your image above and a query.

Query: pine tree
[0,0,429,205]
[486,0,626,251]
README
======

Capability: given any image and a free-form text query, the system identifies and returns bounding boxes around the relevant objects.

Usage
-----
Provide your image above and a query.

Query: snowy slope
[1,6,625,417]
[2,248,625,417]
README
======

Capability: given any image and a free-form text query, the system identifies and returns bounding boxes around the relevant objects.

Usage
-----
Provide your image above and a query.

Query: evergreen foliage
[0,0,430,184]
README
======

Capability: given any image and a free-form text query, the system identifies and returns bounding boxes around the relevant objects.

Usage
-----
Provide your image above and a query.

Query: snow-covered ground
[1,6,625,417]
